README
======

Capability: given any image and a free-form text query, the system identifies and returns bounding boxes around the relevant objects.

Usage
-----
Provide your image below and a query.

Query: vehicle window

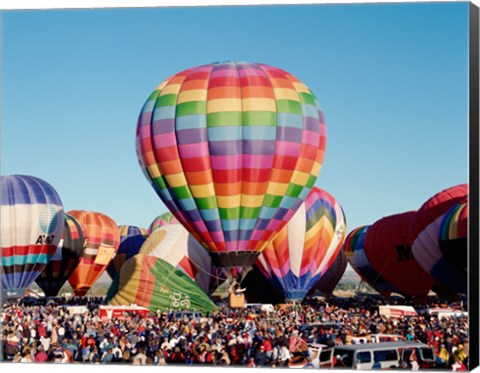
[374,349,398,362]
[420,348,434,361]
[334,349,354,368]
[357,351,371,363]
[320,349,332,362]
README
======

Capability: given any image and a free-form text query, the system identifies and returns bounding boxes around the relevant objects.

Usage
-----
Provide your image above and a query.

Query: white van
[333,341,435,369]
[245,303,275,313]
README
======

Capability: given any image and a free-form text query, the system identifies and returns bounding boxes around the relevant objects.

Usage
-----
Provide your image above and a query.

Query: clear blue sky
[1,2,470,235]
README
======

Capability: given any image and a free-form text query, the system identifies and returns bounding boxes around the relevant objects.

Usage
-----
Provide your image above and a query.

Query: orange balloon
[67,210,120,296]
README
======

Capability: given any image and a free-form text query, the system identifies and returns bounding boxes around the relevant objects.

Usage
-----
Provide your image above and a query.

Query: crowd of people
[0,295,470,370]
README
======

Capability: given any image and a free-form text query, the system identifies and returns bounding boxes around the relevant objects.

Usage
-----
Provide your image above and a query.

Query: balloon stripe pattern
[343,226,400,297]
[1,175,64,298]
[256,187,345,301]
[410,184,468,294]
[67,210,120,296]
[36,213,86,296]
[136,61,326,265]
[438,202,468,273]
[106,225,148,280]
[439,202,468,241]
[147,212,179,235]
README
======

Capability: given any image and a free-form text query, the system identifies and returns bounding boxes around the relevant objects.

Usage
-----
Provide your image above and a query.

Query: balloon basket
[229,293,245,308]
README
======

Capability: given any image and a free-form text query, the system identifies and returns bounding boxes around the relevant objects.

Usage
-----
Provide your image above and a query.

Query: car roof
[334,341,431,351]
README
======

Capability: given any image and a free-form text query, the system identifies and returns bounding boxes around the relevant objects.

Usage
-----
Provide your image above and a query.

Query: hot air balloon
[67,210,120,296]
[147,212,179,235]
[135,61,327,277]
[438,202,467,273]
[1,175,64,299]
[35,213,86,296]
[309,248,348,297]
[255,187,346,302]
[343,226,400,298]
[410,184,468,294]
[364,211,435,298]
[106,225,148,280]
[106,254,216,313]
[139,225,213,294]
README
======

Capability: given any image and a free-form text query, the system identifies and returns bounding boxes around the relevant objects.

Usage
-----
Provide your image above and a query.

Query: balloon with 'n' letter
[364,211,435,299]
[1,175,64,299]
[135,61,327,275]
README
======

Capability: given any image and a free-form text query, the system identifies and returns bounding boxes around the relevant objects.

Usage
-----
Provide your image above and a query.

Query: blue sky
[1,2,470,235]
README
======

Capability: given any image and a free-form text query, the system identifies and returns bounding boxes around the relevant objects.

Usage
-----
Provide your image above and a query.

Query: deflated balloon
[410,184,468,294]
[147,212,179,235]
[106,225,148,280]
[1,175,64,298]
[255,187,346,301]
[139,225,213,294]
[36,213,86,296]
[136,61,327,270]
[67,210,120,296]
[365,211,435,298]
[343,226,399,297]
[106,254,216,313]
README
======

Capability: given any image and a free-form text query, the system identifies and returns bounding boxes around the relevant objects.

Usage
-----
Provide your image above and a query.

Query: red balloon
[364,211,435,298]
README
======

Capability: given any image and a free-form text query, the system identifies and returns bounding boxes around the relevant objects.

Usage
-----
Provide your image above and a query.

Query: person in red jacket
[34,345,48,363]
[170,346,186,364]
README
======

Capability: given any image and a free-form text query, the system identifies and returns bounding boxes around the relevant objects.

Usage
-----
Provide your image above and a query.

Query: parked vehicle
[170,310,202,321]
[98,305,151,321]
[288,344,333,369]
[332,341,435,369]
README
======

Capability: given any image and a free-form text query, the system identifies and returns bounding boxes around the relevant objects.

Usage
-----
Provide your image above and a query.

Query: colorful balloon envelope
[147,211,179,235]
[1,175,64,299]
[139,225,213,294]
[136,61,327,270]
[106,225,148,280]
[343,226,400,297]
[67,210,120,296]
[255,187,346,301]
[410,184,468,294]
[364,211,435,298]
[35,213,87,296]
[310,248,347,296]
[106,254,216,313]
[438,202,468,273]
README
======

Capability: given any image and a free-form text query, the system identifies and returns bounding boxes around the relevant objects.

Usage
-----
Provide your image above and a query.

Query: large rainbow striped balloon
[136,61,327,269]
[1,175,64,298]
[255,187,345,301]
